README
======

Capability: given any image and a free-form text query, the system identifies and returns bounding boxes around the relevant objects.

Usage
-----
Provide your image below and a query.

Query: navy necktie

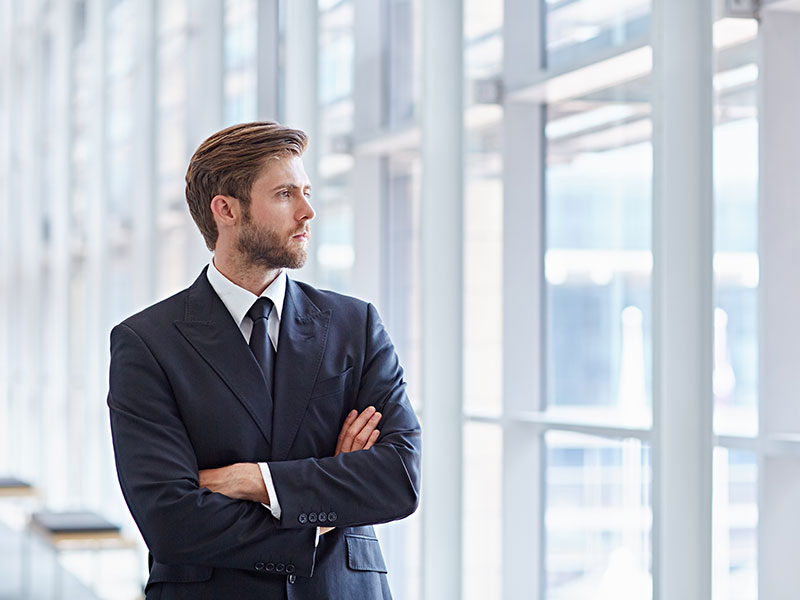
[247,297,276,399]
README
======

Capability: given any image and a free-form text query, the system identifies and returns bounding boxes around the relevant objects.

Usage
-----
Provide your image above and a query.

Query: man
[108,122,421,599]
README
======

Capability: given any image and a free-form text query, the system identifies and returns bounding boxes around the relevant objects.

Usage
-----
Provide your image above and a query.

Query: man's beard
[237,215,308,270]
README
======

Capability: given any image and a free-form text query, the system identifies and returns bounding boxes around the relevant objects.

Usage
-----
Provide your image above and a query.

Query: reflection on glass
[713,19,758,437]
[545,0,650,68]
[545,93,652,422]
[545,431,652,600]
[712,448,757,600]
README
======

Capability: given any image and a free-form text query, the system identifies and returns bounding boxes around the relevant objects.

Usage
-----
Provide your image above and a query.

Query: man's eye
[304,190,312,199]
[280,190,290,198]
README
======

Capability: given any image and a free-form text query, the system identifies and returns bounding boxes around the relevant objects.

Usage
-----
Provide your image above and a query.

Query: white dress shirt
[206,260,284,520]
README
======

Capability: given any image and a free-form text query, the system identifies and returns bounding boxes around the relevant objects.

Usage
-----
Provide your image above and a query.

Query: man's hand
[335,406,382,456]
[319,406,382,536]
[198,463,269,504]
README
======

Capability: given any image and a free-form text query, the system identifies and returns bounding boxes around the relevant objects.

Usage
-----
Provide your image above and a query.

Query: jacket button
[254,562,265,571]
[265,562,275,572]
[298,513,308,524]
[288,574,297,584]
[327,512,337,522]
[286,564,295,574]
[318,511,327,522]
[308,512,317,523]
[276,563,285,573]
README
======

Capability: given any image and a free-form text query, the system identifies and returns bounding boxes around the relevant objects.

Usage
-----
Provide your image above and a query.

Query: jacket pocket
[146,562,213,591]
[345,534,388,573]
[311,366,353,399]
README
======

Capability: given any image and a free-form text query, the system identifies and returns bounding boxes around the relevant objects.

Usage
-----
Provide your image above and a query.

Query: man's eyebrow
[271,183,311,192]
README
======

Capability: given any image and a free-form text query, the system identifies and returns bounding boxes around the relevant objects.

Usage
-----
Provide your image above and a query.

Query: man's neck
[212,254,282,297]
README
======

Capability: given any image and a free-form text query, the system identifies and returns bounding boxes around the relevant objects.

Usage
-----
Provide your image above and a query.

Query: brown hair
[185,121,308,250]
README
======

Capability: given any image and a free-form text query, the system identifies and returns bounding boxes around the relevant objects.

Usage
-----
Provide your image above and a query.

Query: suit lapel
[174,269,274,446]
[271,279,331,461]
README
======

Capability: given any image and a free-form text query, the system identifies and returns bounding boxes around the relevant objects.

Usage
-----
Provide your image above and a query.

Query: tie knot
[247,297,274,322]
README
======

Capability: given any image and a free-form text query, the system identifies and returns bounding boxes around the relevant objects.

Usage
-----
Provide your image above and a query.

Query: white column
[40,0,73,503]
[186,0,224,270]
[0,0,12,471]
[351,0,383,305]
[420,0,463,598]
[651,0,714,599]
[128,0,158,309]
[284,0,319,285]
[758,6,800,599]
[256,0,280,120]
[502,2,545,598]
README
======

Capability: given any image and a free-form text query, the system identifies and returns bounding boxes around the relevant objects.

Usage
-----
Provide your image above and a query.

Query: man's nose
[298,194,315,221]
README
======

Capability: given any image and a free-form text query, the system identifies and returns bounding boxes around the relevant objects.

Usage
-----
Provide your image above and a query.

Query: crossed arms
[197,406,383,536]
[108,303,421,576]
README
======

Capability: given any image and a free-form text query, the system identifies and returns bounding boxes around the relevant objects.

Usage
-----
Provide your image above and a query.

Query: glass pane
[544,44,652,424]
[545,0,650,69]
[463,422,502,600]
[712,18,759,437]
[713,447,758,600]
[545,431,652,599]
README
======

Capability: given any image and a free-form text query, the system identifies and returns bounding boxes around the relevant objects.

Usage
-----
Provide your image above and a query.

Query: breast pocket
[311,366,354,399]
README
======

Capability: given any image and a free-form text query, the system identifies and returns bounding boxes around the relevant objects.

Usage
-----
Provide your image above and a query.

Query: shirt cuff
[258,462,281,520]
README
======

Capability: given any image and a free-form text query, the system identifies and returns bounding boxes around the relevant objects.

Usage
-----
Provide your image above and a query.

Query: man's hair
[185,121,308,250]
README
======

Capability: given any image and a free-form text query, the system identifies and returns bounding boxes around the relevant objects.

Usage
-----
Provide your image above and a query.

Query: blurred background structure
[1,0,800,598]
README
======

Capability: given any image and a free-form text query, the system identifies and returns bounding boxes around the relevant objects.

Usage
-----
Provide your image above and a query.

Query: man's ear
[210,195,240,228]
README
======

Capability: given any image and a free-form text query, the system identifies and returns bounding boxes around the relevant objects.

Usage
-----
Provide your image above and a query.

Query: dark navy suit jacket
[107,268,421,599]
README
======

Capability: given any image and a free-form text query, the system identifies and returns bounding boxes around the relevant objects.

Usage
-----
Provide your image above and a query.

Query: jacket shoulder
[114,288,189,336]
[292,280,372,318]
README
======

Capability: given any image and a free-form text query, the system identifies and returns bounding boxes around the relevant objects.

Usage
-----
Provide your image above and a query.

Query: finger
[341,406,376,453]
[363,429,380,450]
[352,412,382,450]
[335,410,358,455]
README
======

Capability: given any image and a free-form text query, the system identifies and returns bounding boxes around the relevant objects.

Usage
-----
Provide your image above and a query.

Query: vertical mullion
[502,1,545,598]
[186,0,224,271]
[758,7,800,598]
[82,0,108,505]
[652,0,714,598]
[420,0,463,598]
[283,0,319,285]
[0,0,11,472]
[256,0,280,121]
[352,0,382,305]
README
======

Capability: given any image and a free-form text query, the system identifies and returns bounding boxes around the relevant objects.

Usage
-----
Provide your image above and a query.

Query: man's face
[236,154,315,270]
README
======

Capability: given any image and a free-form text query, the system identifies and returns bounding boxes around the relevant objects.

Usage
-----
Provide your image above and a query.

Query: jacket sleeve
[267,303,422,529]
[108,323,318,574]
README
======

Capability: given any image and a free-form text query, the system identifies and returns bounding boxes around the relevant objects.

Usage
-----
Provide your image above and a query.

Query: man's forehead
[256,154,309,183]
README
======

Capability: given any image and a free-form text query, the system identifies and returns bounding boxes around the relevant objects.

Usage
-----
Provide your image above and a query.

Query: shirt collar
[206,259,287,327]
